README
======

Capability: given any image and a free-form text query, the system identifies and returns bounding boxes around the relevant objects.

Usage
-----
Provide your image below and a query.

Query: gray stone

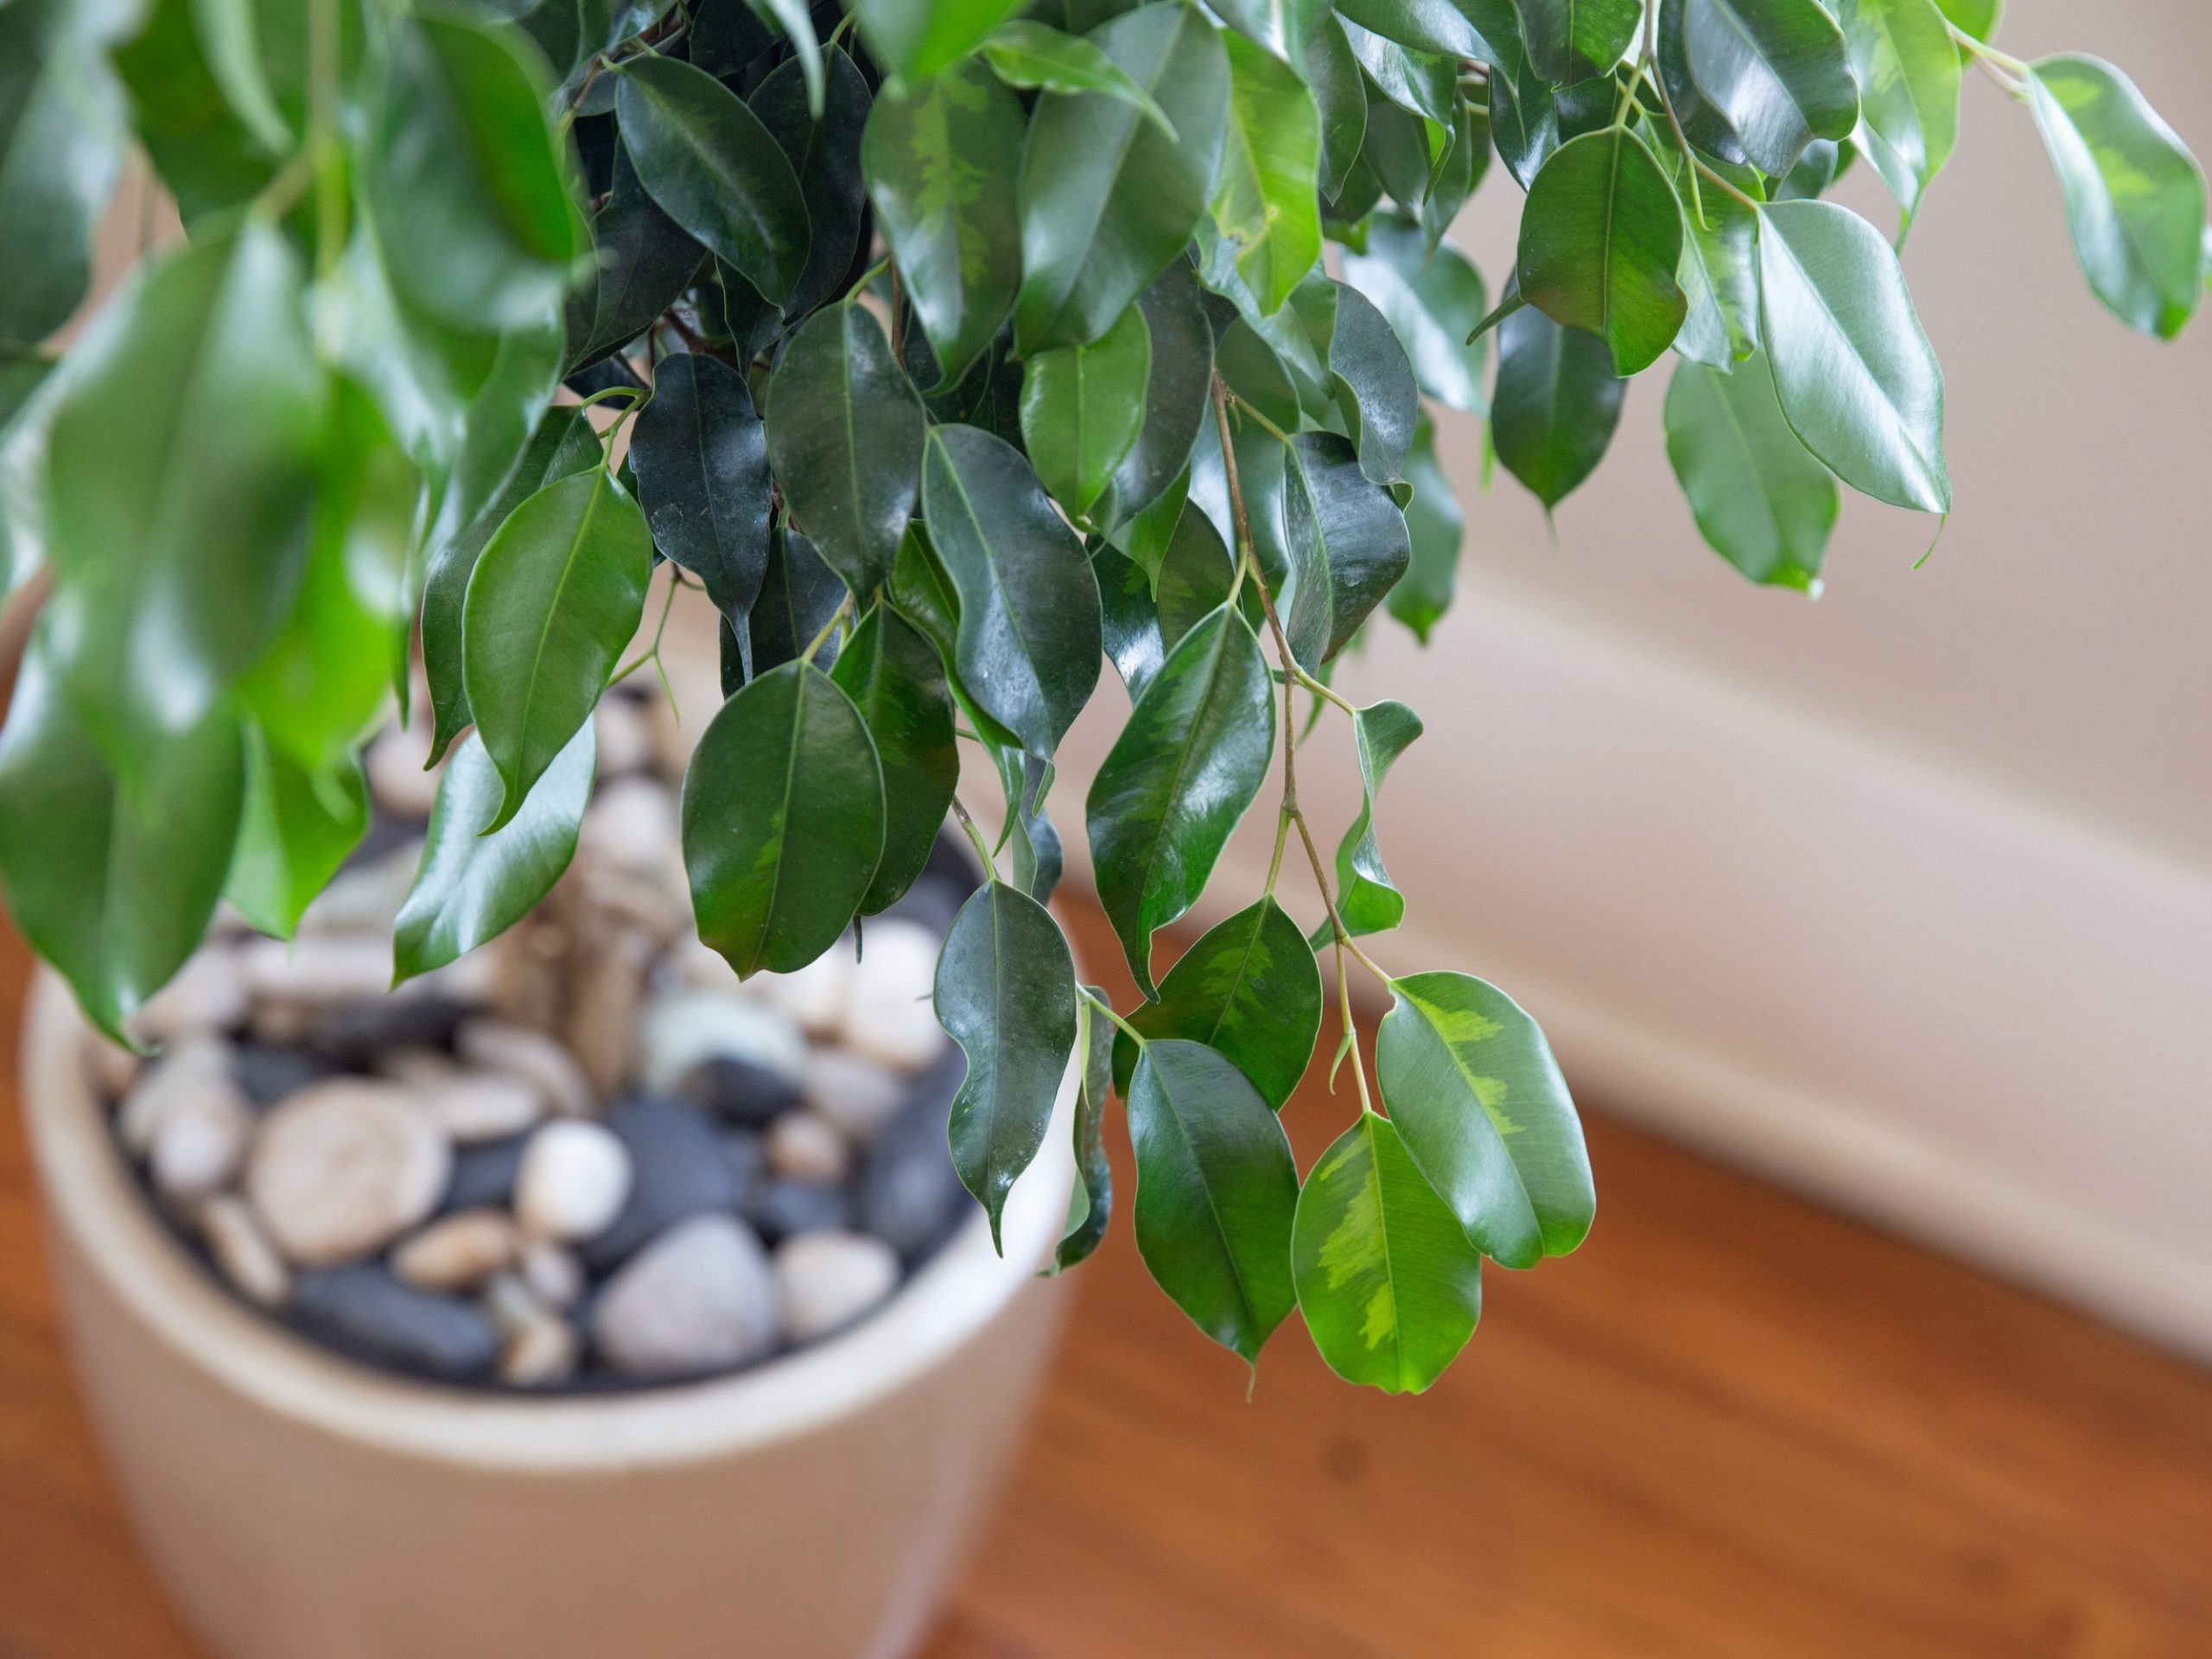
[774,1231,901,1344]
[579,1096,741,1269]
[590,1214,779,1379]
[117,1036,233,1155]
[677,1054,803,1128]
[518,1240,584,1308]
[838,919,946,1072]
[149,1076,253,1203]
[442,1134,527,1211]
[311,991,471,1070]
[720,1129,766,1202]
[232,1043,336,1107]
[593,693,655,777]
[289,1265,499,1379]
[856,1049,970,1255]
[417,1071,544,1144]
[364,722,442,820]
[455,1020,596,1118]
[766,1111,849,1184]
[744,1179,851,1244]
[297,844,421,938]
[801,1049,906,1143]
[753,947,853,1036]
[130,947,250,1045]
[245,1081,452,1267]
[499,1311,581,1388]
[635,989,805,1095]
[514,1120,632,1242]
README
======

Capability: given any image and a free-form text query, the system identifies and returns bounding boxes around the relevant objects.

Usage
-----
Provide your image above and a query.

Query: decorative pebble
[754,947,853,1037]
[857,1052,969,1255]
[480,1271,550,1337]
[392,1209,518,1290]
[364,722,442,819]
[766,1111,849,1185]
[677,1053,803,1128]
[591,1214,779,1379]
[577,777,679,878]
[514,1120,633,1243]
[245,1081,452,1267]
[580,1096,741,1269]
[313,991,470,1070]
[198,1194,290,1307]
[232,1042,334,1106]
[801,1049,907,1144]
[774,1231,900,1343]
[635,989,805,1095]
[149,1076,254,1204]
[296,846,420,939]
[290,1265,499,1379]
[456,1019,594,1117]
[240,936,394,1008]
[518,1239,584,1308]
[839,920,946,1072]
[746,1179,851,1243]
[130,947,250,1045]
[117,1036,233,1155]
[565,922,653,1096]
[418,1071,543,1144]
[499,1311,581,1387]
[720,1129,765,1201]
[593,693,654,777]
[442,1134,527,1212]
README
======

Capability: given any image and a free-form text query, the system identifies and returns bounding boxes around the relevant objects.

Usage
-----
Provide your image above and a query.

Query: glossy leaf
[1293,1110,1483,1393]
[1389,417,1461,641]
[742,0,823,119]
[1667,151,1762,368]
[1050,989,1117,1274]
[1758,199,1948,512]
[981,20,1177,136]
[113,0,272,230]
[852,0,1028,81]
[1210,32,1325,316]
[936,879,1081,1248]
[1491,304,1626,508]
[1020,303,1152,520]
[1840,0,1961,227]
[920,423,1103,760]
[565,138,704,372]
[1376,969,1595,1268]
[1113,897,1322,1108]
[1281,432,1413,670]
[1518,127,1687,377]
[1154,503,1252,653]
[1097,260,1216,528]
[1935,0,1999,41]
[631,353,772,626]
[752,48,870,321]
[2027,54,2208,341]
[615,54,809,306]
[741,526,846,682]
[1014,3,1230,353]
[392,723,595,985]
[1664,351,1837,590]
[226,734,369,942]
[462,466,654,827]
[1490,59,1616,191]
[1678,0,1859,179]
[862,65,1024,389]
[1092,541,1166,701]
[1342,19,1456,123]
[1087,606,1276,998]
[1332,698,1423,937]
[1336,0,1510,61]
[1518,0,1640,85]
[1125,1038,1300,1363]
[1306,17,1370,198]
[830,604,958,915]
[1327,282,1419,484]
[0,0,124,347]
[1341,216,1489,414]
[683,660,885,977]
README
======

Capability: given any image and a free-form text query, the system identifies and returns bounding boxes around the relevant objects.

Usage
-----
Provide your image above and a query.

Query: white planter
[19,969,1077,1659]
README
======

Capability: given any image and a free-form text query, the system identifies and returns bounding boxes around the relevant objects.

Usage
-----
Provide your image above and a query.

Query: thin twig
[1644,0,1707,230]
[800,593,854,664]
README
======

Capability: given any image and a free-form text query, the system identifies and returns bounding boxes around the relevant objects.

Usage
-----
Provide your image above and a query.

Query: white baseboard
[1051,571,2212,1363]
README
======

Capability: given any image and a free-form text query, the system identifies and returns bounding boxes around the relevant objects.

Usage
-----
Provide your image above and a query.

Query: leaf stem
[1079,985,1147,1046]
[1333,936,1375,1114]
[849,254,891,299]
[1643,2,1707,231]
[1224,389,1294,447]
[1689,152,1762,212]
[609,567,683,688]
[950,793,999,880]
[801,592,854,664]
[1464,290,1526,347]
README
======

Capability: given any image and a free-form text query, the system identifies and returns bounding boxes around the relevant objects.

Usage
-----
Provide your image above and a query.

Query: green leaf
[920,423,1103,760]
[1389,416,1461,641]
[752,46,871,320]
[225,733,368,942]
[614,54,810,307]
[1375,969,1594,1267]
[830,603,958,915]
[632,353,772,625]
[982,19,1178,137]
[1677,0,1859,179]
[1210,32,1324,317]
[851,0,1028,81]
[1293,1110,1482,1392]
[1664,149,1762,368]
[996,747,1065,906]
[1096,259,1216,529]
[1051,992,1117,1273]
[1341,216,1490,414]
[189,0,292,151]
[1154,501,1254,654]
[1491,304,1624,507]
[1014,3,1230,353]
[1327,283,1419,484]
[113,0,274,230]
[936,879,1081,1249]
[1020,304,1153,521]
[41,222,321,772]
[0,630,242,1042]
[565,139,704,373]
[1758,198,1948,512]
[1306,17,1369,198]
[0,0,124,347]
[862,64,1025,389]
[1092,541,1166,700]
[1087,606,1275,998]
[1663,350,1836,590]
[1215,317,1302,432]
[1518,127,1687,377]
[1423,96,1490,254]
[1281,432,1412,671]
[683,659,885,977]
[1332,699,1422,937]
[1125,1037,1300,1363]
[1336,0,1513,61]
[1517,0,1640,85]
[741,525,847,683]
[1341,19,1457,123]
[1113,897,1321,1108]
[1208,0,1327,62]
[365,13,576,331]
[462,465,654,828]
[1840,0,1960,229]
[2027,54,2208,341]
[766,303,925,600]
[393,723,595,985]
[1357,90,1435,212]
[1934,0,1998,41]
[741,0,824,120]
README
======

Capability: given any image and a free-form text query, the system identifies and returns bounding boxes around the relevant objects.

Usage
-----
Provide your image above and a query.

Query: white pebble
[577,776,680,877]
[365,721,442,818]
[149,1077,254,1203]
[419,1071,544,1144]
[239,935,393,1008]
[130,948,250,1046]
[755,946,854,1037]
[456,1020,595,1118]
[392,1210,518,1290]
[198,1195,290,1307]
[766,1111,849,1184]
[591,1214,779,1378]
[840,921,946,1072]
[499,1312,581,1387]
[116,1035,233,1155]
[634,989,806,1094]
[774,1231,900,1344]
[518,1239,584,1308]
[245,1081,452,1266]
[296,845,421,938]
[594,694,655,777]
[801,1049,906,1144]
[514,1120,633,1242]
[564,924,654,1097]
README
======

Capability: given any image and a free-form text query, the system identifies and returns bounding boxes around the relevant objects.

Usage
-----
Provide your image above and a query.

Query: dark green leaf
[1215,317,1302,432]
[741,525,845,682]
[1087,606,1275,997]
[1154,501,1253,653]
[1125,1037,1300,1363]
[0,630,242,1042]
[632,353,772,626]
[1211,32,1324,316]
[1656,0,1751,168]
[1519,127,1686,376]
[862,64,1025,389]
[683,659,885,976]
[463,465,654,826]
[1389,416,1460,640]
[1758,198,1948,512]
[1341,18,1456,123]
[1376,969,1594,1267]
[1306,17,1369,198]
[1020,302,1152,520]
[1050,988,1118,1273]
[981,19,1179,136]
[1663,350,1836,589]
[1281,432,1412,670]
[565,142,703,375]
[0,0,124,346]
[1336,0,1515,61]
[1014,3,1230,353]
[1096,259,1216,529]
[1207,0,1327,62]
[1327,283,1419,484]
[920,424,1103,760]
[1422,97,1490,253]
[752,47,870,320]
[1341,216,1489,414]
[937,878,1081,1247]
[2028,54,2208,341]
[1665,149,1762,368]
[113,0,273,230]
[1092,541,1166,700]
[995,745,1065,905]
[852,0,1029,81]
[1489,57,1614,190]
[1772,133,1853,200]
[1678,0,1859,178]
[226,733,368,942]
[1517,0,1639,84]
[741,0,824,119]
[615,54,809,306]
[1332,698,1422,937]
[1113,897,1321,1108]
[1840,0,1960,228]
[1357,89,1434,212]
[830,604,958,915]
[1491,305,1624,508]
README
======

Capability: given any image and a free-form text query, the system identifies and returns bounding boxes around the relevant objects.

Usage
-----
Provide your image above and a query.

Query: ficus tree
[0,0,2202,1394]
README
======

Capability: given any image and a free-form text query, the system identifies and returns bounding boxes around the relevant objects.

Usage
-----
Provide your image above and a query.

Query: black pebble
[288,1266,501,1380]
[232,1043,336,1107]
[443,1135,529,1211]
[745,1179,851,1244]
[857,1047,971,1257]
[677,1055,803,1128]
[579,1096,741,1269]
[314,993,470,1069]
[721,1129,766,1204]
[342,810,426,870]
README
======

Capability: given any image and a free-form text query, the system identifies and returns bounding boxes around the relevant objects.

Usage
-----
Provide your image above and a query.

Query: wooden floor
[3,905,2211,1658]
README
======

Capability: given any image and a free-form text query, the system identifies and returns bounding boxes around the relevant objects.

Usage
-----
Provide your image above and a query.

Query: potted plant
[0,0,2201,1654]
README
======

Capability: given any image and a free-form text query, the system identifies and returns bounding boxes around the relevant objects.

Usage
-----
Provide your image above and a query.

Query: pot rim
[20,968,1077,1474]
